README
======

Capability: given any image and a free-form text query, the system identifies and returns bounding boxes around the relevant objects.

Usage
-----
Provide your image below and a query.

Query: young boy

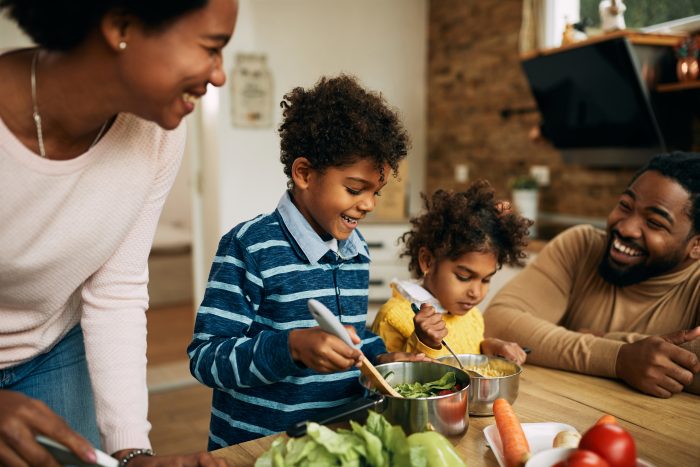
[188,75,419,447]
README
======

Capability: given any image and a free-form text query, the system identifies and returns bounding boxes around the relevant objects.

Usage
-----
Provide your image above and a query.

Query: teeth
[341,214,358,225]
[182,92,198,104]
[613,239,643,257]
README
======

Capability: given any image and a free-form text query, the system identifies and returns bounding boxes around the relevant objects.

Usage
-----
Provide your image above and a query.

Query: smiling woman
[0,0,237,465]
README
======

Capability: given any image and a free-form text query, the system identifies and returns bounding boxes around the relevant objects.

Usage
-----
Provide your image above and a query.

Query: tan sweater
[484,225,700,392]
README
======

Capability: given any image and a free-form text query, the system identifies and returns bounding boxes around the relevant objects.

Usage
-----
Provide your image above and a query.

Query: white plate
[525,447,655,467]
[483,422,577,467]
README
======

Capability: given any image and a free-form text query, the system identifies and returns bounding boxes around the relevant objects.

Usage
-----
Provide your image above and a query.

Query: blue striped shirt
[188,192,387,448]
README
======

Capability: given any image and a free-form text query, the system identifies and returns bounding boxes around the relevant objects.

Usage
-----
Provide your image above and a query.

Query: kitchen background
[2,0,699,454]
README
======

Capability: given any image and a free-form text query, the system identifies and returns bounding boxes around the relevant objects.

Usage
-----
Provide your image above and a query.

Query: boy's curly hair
[279,74,410,188]
[401,180,533,278]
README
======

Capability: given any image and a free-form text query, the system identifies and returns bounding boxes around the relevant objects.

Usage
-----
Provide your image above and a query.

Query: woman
[0,0,237,465]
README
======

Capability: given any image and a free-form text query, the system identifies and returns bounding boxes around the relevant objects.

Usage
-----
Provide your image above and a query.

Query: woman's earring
[118,41,127,50]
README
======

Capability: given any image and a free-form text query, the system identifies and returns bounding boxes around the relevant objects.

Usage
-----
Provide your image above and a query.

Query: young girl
[371,180,531,364]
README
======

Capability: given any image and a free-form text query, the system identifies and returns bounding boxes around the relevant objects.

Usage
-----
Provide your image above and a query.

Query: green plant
[510,175,539,190]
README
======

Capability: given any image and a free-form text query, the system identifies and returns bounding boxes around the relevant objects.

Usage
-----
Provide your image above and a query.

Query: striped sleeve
[187,225,305,390]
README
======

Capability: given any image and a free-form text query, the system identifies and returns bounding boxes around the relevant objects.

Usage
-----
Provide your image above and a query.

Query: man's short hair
[632,152,700,235]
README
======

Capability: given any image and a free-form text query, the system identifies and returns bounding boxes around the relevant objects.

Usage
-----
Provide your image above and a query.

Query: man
[485,152,700,397]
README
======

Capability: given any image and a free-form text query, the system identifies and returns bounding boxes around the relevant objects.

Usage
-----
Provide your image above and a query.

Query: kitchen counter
[212,364,699,466]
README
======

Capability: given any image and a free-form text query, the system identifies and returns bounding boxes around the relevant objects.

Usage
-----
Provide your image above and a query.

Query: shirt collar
[276,191,369,264]
[392,279,447,313]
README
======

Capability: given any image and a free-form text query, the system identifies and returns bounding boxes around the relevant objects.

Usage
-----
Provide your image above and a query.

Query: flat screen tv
[521,37,667,166]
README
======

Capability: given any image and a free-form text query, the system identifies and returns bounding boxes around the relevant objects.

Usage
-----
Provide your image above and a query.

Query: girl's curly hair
[401,180,533,278]
[279,74,410,188]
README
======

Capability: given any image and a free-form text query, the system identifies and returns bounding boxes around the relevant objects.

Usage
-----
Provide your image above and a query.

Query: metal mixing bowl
[437,354,522,416]
[359,361,471,436]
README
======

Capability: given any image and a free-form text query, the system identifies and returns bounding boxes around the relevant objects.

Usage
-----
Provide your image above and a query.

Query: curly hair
[0,0,208,51]
[630,151,700,235]
[401,180,533,278]
[278,74,410,188]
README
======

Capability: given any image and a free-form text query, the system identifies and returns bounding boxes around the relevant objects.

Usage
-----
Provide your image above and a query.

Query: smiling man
[484,152,700,397]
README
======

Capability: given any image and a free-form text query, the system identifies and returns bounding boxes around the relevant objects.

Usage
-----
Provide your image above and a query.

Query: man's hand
[616,327,700,398]
[481,338,528,365]
[413,304,447,349]
[289,326,362,373]
[0,390,97,467]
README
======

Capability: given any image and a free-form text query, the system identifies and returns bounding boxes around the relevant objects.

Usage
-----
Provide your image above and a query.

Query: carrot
[595,414,617,426]
[493,398,530,467]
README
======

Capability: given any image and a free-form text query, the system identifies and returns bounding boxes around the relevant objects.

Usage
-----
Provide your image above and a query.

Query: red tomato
[562,449,611,467]
[438,389,454,396]
[579,424,636,467]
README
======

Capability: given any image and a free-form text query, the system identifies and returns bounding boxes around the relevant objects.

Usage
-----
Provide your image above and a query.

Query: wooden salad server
[307,299,402,398]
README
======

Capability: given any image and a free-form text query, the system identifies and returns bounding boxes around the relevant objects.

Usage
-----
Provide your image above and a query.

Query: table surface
[213,365,700,466]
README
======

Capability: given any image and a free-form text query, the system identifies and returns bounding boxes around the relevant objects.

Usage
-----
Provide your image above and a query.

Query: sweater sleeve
[484,226,623,378]
[188,231,308,392]
[80,123,185,454]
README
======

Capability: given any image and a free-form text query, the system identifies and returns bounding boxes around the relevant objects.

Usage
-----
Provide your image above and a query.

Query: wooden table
[213,365,700,466]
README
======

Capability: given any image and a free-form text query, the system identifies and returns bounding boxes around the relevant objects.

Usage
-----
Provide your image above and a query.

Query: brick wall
[427,0,638,218]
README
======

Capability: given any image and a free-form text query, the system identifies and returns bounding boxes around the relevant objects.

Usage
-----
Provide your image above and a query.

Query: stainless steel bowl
[359,361,471,436]
[437,354,522,416]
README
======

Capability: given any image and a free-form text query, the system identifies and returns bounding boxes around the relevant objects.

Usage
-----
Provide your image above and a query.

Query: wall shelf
[656,80,700,92]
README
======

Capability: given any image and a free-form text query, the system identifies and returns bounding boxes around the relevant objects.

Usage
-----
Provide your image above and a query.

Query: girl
[371,180,531,364]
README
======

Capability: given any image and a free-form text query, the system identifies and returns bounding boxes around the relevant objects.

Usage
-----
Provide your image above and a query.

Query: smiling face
[599,170,700,286]
[420,248,498,316]
[291,157,389,241]
[112,0,237,129]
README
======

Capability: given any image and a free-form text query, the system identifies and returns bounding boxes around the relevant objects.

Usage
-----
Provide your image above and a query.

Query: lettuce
[254,411,464,466]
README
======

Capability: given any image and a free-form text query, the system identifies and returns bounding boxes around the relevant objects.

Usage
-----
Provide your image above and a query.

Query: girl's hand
[376,352,433,364]
[481,338,527,365]
[413,304,447,349]
[288,327,362,372]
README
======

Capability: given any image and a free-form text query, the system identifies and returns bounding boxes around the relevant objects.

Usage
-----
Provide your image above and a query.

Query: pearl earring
[118,41,127,50]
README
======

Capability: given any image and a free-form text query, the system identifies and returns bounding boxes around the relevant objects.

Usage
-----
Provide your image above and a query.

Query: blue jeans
[0,325,100,447]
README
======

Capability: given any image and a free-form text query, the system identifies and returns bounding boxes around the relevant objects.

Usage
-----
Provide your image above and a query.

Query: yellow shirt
[371,283,485,358]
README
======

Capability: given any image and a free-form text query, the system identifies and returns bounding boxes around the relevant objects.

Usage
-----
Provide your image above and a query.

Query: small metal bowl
[437,354,522,416]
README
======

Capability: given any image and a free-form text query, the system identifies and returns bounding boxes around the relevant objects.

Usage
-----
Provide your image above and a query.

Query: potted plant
[510,175,539,237]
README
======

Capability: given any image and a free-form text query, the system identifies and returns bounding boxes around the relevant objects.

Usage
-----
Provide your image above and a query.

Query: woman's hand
[376,352,433,364]
[413,304,447,349]
[117,452,227,466]
[481,338,527,365]
[289,327,362,372]
[0,390,97,467]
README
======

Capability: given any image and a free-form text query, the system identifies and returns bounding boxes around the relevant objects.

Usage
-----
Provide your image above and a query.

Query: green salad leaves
[254,411,465,467]
[393,372,457,398]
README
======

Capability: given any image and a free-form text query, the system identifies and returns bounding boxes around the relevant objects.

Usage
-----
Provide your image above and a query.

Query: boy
[188,75,421,447]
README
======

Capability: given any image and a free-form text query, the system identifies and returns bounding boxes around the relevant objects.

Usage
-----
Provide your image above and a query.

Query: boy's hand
[413,304,447,349]
[289,326,362,373]
[376,352,433,364]
[481,337,527,365]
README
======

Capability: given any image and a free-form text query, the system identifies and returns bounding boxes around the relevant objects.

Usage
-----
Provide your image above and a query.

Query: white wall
[0,13,32,48]
[214,0,428,233]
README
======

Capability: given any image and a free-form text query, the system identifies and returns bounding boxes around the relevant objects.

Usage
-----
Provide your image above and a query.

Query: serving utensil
[410,302,484,378]
[307,299,401,398]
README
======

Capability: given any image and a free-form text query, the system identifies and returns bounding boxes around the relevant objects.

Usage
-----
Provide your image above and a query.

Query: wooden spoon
[307,299,402,398]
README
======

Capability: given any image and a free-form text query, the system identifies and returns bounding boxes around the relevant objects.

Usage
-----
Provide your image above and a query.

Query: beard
[598,235,685,287]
